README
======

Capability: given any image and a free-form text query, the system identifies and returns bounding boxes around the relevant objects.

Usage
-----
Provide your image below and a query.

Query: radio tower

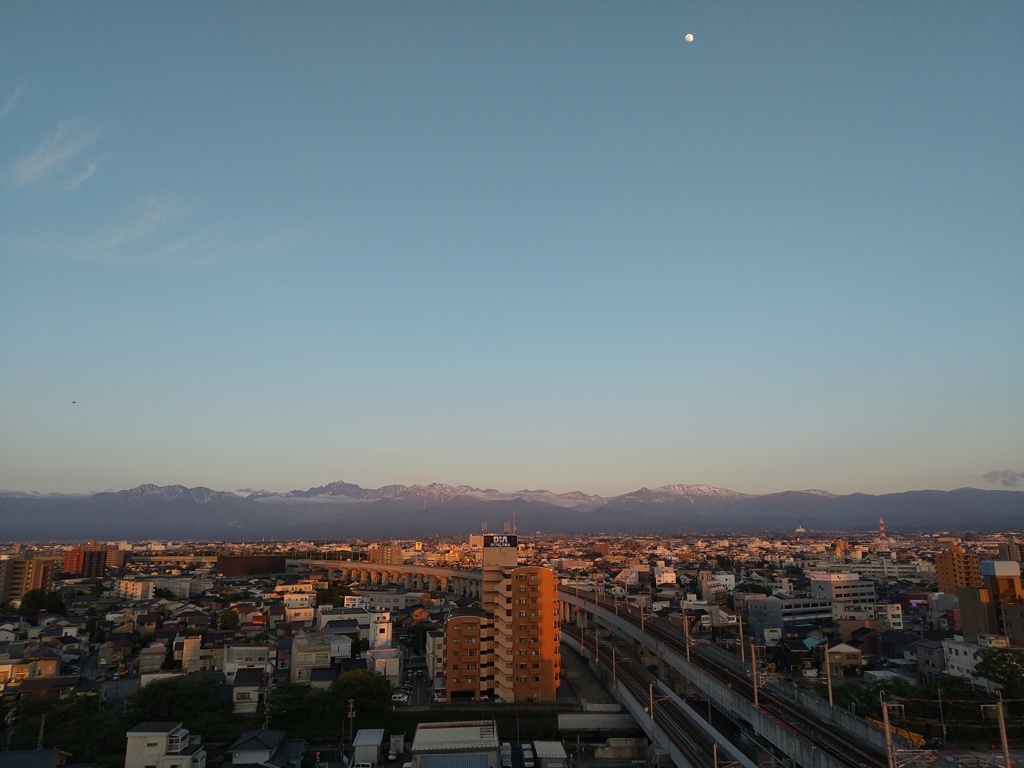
[878,516,887,541]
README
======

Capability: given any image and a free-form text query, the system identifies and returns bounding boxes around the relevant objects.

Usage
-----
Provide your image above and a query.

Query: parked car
[387,749,398,762]
[391,692,410,703]
[522,744,535,768]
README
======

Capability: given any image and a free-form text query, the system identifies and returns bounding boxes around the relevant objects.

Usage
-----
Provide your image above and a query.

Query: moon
[684,33,694,42]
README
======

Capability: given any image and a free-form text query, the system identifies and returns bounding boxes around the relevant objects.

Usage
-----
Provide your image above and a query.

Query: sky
[1,2,1022,498]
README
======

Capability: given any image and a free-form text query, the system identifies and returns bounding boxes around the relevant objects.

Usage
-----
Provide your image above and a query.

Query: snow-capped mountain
[1,480,1019,541]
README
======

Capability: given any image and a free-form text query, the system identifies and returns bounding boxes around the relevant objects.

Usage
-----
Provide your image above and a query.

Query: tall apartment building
[367,542,403,565]
[63,545,108,578]
[998,539,1024,564]
[936,546,982,594]
[958,560,1024,643]
[443,534,560,703]
[0,554,58,603]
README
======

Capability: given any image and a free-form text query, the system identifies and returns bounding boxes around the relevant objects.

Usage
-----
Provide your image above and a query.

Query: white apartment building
[117,579,155,602]
[222,644,274,680]
[942,634,1009,693]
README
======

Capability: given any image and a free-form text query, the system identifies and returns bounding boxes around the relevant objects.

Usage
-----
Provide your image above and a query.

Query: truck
[352,729,386,768]
[500,743,513,768]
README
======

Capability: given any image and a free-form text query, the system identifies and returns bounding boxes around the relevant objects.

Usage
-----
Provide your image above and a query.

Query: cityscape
[0,521,1022,768]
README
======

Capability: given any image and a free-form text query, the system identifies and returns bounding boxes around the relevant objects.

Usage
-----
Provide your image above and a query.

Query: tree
[18,589,66,618]
[125,677,237,741]
[330,669,391,719]
[8,694,125,767]
[975,646,1024,697]
[219,609,240,630]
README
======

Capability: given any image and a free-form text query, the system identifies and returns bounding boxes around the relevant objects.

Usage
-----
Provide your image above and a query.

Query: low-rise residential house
[825,642,864,674]
[139,642,169,675]
[125,722,206,768]
[230,667,265,714]
[915,639,945,682]
[22,648,61,676]
[227,729,305,768]
[0,748,70,768]
[289,632,331,684]
[19,674,95,702]
[99,638,133,669]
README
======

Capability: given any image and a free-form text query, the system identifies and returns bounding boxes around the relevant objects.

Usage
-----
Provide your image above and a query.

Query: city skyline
[2,3,1022,498]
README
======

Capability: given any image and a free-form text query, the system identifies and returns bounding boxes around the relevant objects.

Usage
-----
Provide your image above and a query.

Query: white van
[522,744,535,768]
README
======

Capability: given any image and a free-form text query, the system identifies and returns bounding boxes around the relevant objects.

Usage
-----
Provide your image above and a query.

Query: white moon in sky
[684,33,694,42]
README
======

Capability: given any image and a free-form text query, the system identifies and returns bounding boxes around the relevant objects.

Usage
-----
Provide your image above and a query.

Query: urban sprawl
[0,523,1021,768]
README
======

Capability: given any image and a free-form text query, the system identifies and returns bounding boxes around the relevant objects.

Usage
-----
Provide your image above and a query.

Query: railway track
[560,588,888,768]
[563,624,751,768]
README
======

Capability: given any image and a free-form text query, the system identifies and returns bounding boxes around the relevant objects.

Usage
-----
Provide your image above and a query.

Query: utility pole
[347,699,355,764]
[737,613,745,664]
[649,681,655,726]
[981,691,1012,768]
[751,644,760,709]
[612,647,617,686]
[822,643,834,711]
[880,692,897,768]
[937,686,946,744]
[682,607,691,661]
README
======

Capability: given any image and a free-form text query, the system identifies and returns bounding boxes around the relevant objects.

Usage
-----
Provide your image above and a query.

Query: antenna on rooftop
[481,521,487,533]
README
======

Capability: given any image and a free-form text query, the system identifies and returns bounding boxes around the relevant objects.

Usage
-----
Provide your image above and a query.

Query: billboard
[483,534,518,548]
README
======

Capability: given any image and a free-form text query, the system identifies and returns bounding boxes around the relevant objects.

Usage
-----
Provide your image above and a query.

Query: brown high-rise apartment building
[0,554,58,603]
[442,533,560,703]
[935,545,982,594]
[63,545,108,578]
[368,542,403,565]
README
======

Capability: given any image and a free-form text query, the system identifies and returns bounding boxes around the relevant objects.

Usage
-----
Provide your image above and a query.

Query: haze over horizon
[2,4,1022,500]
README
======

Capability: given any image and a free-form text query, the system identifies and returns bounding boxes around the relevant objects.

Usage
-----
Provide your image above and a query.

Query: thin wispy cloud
[92,198,196,251]
[4,194,302,268]
[0,85,24,122]
[13,119,101,188]
[66,154,108,190]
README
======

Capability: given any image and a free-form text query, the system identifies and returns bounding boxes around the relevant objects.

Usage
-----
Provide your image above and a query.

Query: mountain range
[1,481,1021,541]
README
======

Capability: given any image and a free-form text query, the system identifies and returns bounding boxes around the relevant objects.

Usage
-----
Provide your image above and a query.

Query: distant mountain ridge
[0,480,1020,541]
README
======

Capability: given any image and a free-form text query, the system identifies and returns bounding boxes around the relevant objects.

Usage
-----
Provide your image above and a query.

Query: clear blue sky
[2,2,1021,497]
